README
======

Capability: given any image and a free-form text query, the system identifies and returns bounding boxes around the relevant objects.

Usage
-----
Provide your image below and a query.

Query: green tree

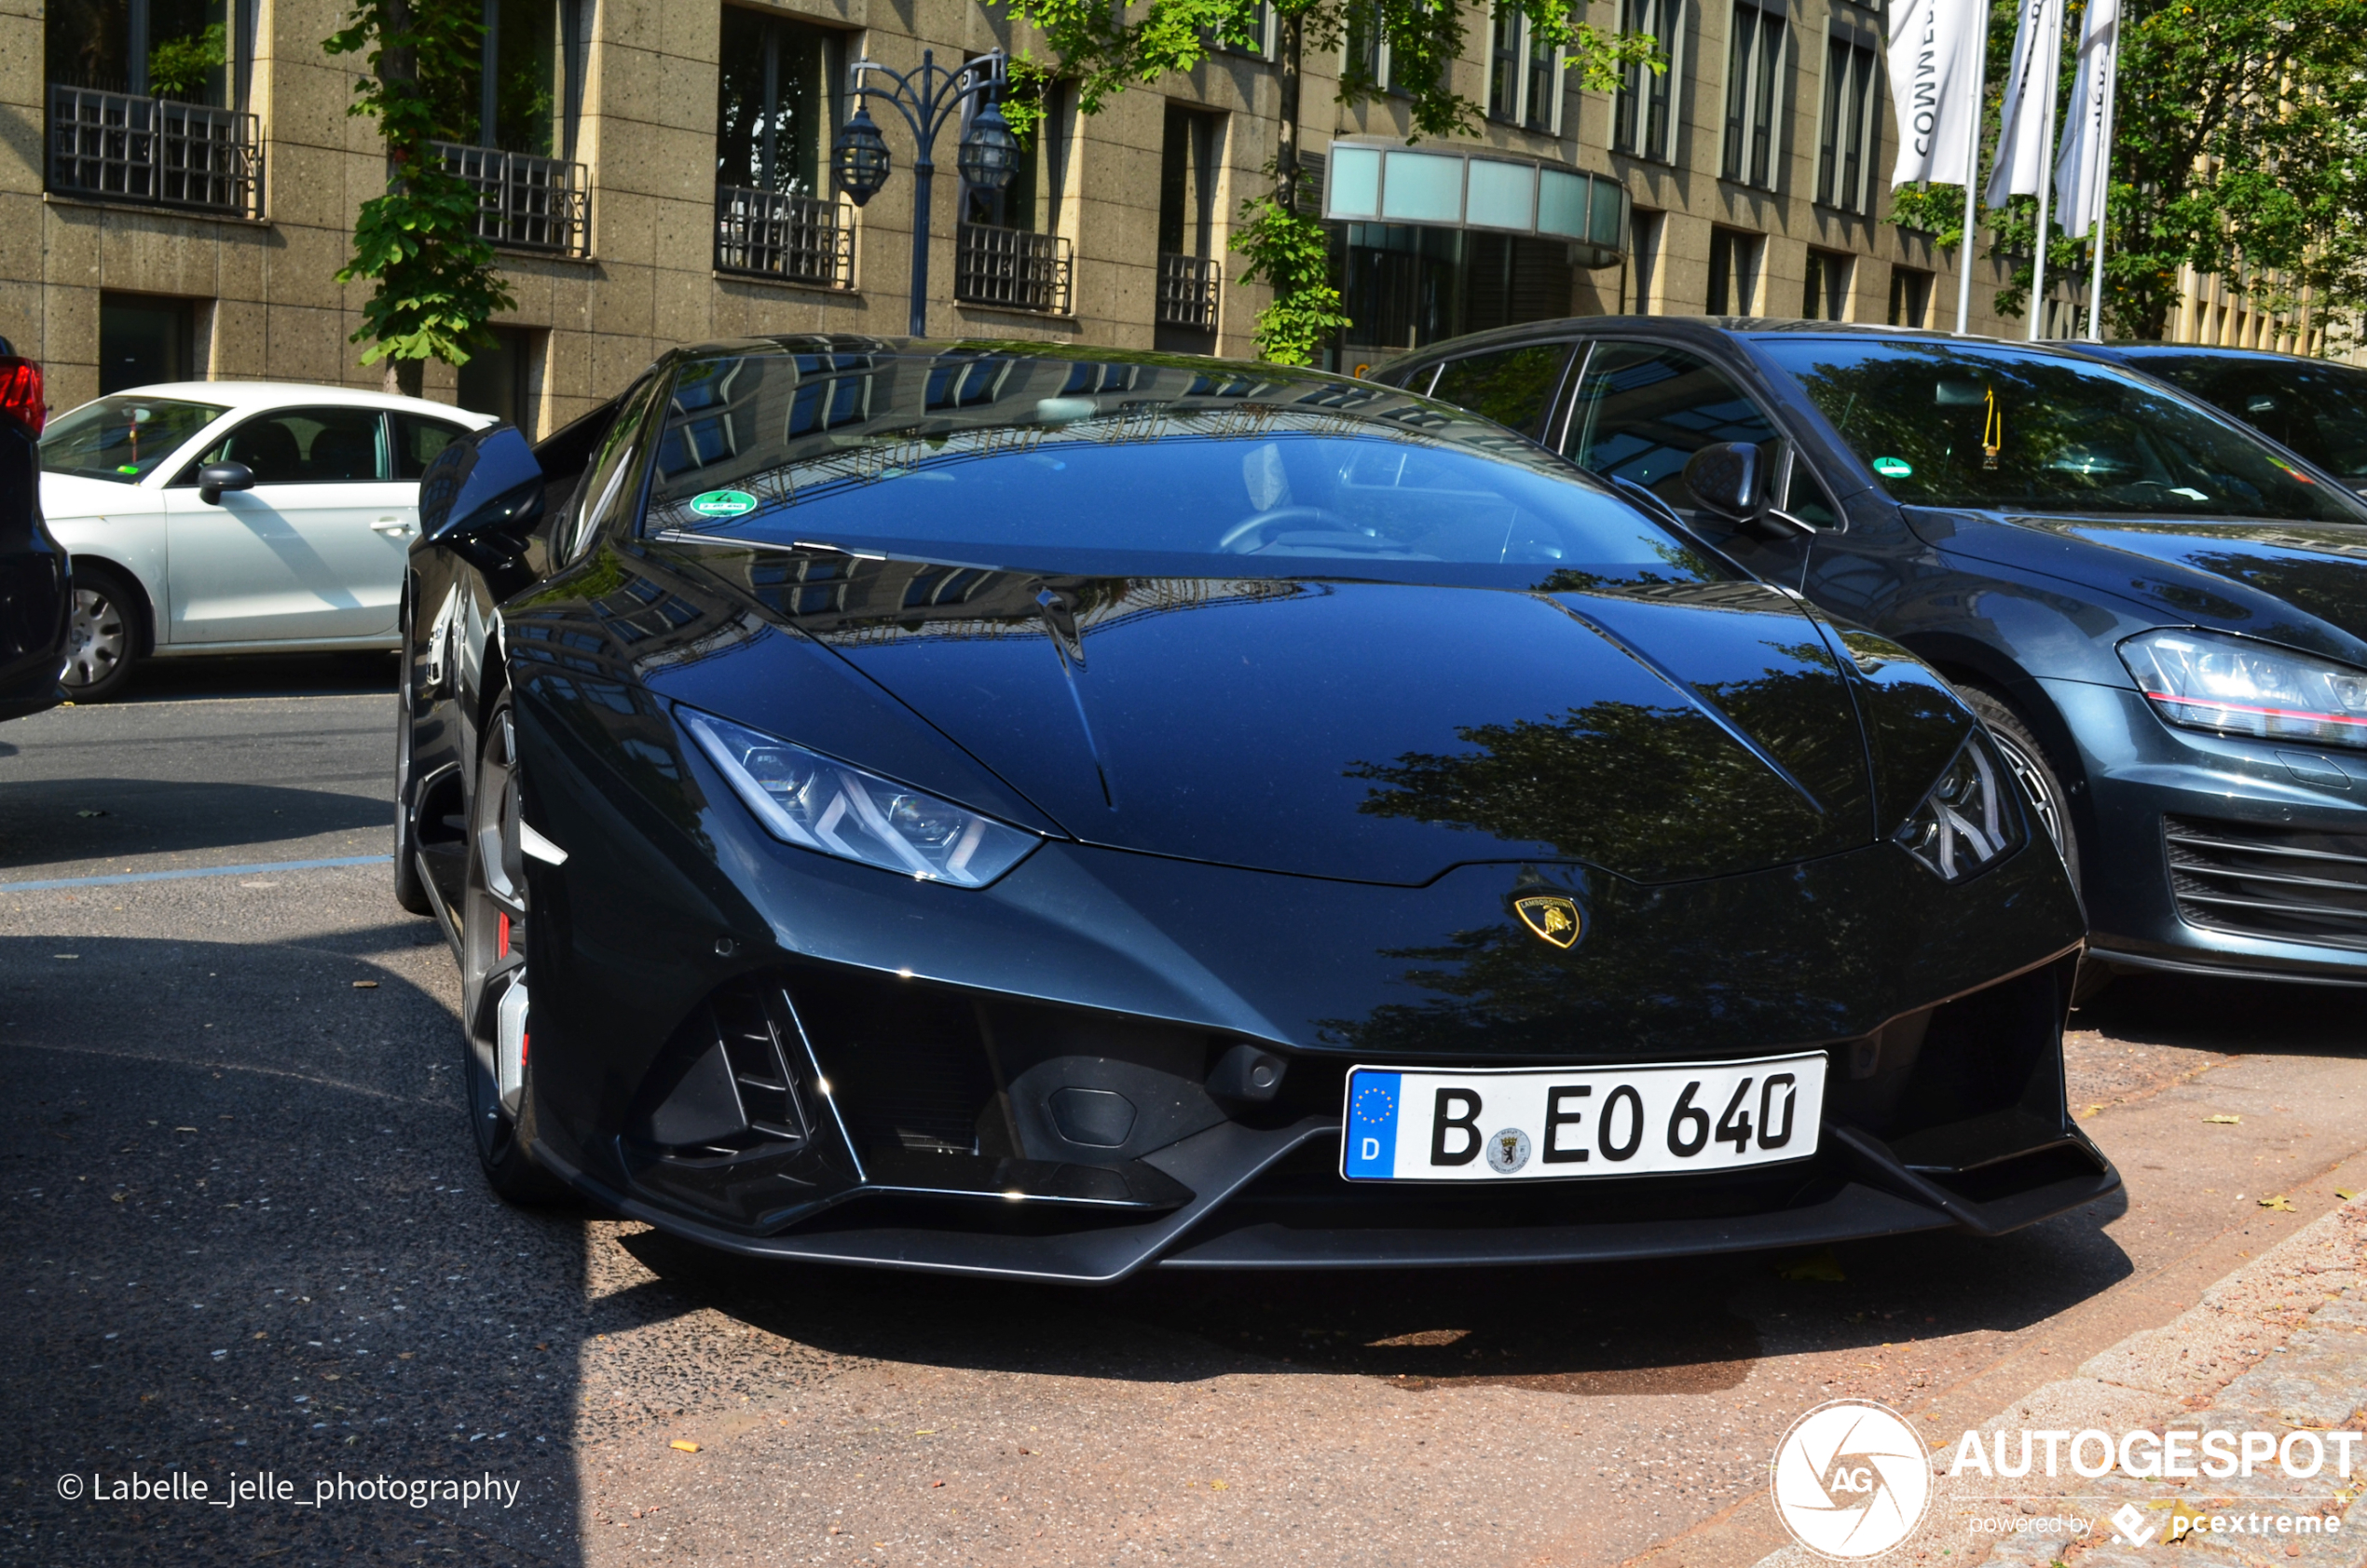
[998,0,1656,363]
[325,0,514,396]
[1889,0,2367,343]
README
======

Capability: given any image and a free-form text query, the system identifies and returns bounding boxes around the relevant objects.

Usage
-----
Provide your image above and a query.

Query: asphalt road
[4,660,2365,1568]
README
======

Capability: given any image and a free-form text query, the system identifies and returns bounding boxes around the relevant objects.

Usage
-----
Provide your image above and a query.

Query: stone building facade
[4,0,2099,435]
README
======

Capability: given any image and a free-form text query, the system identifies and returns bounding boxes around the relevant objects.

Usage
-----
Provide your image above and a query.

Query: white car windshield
[41,395,226,484]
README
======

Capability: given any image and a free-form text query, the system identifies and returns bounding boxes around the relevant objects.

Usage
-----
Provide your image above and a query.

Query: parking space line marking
[0,854,393,893]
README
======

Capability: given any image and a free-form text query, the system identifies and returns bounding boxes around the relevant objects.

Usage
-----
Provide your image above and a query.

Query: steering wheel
[1217,506,1357,554]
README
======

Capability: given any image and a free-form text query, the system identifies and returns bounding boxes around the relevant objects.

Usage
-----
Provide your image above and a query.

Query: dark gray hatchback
[1380,317,2367,989]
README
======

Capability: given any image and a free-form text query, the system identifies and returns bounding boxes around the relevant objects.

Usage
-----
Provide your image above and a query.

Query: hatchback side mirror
[197,460,254,506]
[417,425,543,569]
[1683,443,1764,521]
[1681,442,1815,539]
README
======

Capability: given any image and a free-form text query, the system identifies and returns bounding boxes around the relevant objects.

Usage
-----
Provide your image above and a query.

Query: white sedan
[38,382,499,699]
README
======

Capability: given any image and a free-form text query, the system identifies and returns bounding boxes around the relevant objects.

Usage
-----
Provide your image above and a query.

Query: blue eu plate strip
[1343,1070,1402,1179]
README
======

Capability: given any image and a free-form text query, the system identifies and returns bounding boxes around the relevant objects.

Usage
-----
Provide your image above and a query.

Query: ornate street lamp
[828,50,1019,337]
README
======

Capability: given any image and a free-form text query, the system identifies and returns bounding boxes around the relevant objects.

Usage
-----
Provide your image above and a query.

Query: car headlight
[678,706,1039,887]
[1894,735,2026,881]
[2120,628,2367,749]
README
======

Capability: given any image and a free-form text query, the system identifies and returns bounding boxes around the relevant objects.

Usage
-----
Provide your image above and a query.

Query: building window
[714,8,854,288]
[1488,6,1561,134]
[717,9,844,199]
[46,0,262,215]
[99,293,200,394]
[1721,0,1786,188]
[1156,104,1226,350]
[1814,29,1878,212]
[1612,0,1682,163]
[458,324,544,439]
[1706,226,1762,314]
[1629,207,1664,311]
[1213,1,1276,58]
[1888,265,1932,327]
[1801,248,1852,319]
[1344,2,1401,94]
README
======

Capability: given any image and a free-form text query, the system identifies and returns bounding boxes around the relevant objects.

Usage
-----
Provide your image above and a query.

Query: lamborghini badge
[1513,894,1582,949]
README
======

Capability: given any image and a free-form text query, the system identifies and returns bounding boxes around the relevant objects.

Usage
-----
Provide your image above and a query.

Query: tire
[60,566,141,702]
[1957,684,2082,894]
[461,694,571,1205]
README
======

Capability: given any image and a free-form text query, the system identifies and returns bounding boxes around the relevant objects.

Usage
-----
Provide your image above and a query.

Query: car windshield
[40,395,226,484]
[2116,353,2367,488]
[638,350,1728,587]
[1756,338,2366,524]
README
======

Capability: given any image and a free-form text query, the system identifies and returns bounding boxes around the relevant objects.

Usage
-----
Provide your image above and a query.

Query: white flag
[2052,0,2120,236]
[1986,0,2067,207]
[1887,0,1987,187]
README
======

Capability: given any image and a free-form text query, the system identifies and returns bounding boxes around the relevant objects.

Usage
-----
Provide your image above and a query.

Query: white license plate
[1340,1053,1827,1181]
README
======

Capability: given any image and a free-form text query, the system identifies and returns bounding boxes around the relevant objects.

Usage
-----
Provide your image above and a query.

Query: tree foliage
[1889,0,2367,343]
[325,0,514,393]
[999,0,1656,362]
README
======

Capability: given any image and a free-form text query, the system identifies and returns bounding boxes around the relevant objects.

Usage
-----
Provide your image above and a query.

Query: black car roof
[1365,316,2128,375]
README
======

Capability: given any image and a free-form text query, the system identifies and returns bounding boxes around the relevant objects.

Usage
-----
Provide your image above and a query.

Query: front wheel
[461,696,570,1204]
[1956,684,2081,894]
[60,567,140,702]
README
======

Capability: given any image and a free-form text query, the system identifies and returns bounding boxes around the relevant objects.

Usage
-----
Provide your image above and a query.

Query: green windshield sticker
[1871,457,1914,480]
[687,489,759,518]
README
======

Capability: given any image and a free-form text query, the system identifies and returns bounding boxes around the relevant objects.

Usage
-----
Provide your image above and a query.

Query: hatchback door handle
[373,517,414,536]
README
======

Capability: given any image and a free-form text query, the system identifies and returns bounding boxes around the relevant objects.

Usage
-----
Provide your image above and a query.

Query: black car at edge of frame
[2070,343,2367,498]
[1380,318,2367,992]
[398,334,2113,1282]
[0,334,68,722]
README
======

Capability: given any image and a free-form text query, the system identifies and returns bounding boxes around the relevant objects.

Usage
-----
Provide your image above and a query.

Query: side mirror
[1682,442,1764,522]
[417,425,544,566]
[197,460,254,506]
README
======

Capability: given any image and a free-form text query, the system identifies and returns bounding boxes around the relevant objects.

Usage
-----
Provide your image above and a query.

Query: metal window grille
[714,185,855,290]
[1155,254,1221,330]
[48,84,260,216]
[954,225,1073,315]
[432,143,591,255]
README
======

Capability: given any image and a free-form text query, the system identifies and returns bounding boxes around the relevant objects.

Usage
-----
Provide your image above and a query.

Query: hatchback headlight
[679,707,1039,887]
[2120,628,2367,749]
[1894,735,2026,881]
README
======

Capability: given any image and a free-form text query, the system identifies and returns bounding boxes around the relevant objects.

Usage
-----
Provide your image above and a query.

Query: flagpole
[2028,129,2056,339]
[1955,0,1991,334]
[2082,32,2117,340]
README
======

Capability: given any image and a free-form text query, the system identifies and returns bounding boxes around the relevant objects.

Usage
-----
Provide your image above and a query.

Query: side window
[183,406,389,484]
[1562,343,1780,512]
[1427,343,1575,438]
[391,415,470,480]
[1780,449,1842,527]
[560,375,664,564]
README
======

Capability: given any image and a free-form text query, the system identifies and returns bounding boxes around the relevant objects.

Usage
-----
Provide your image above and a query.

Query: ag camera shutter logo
[1771,1399,1933,1559]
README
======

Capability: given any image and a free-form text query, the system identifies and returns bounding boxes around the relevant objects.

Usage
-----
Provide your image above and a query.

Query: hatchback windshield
[41,395,226,484]
[2115,352,2367,490]
[1757,339,2365,524]
[641,351,1722,584]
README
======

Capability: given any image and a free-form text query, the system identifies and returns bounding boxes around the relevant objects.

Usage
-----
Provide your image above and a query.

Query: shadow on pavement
[0,779,388,870]
[105,651,399,704]
[2076,969,2367,1057]
[0,930,588,1566]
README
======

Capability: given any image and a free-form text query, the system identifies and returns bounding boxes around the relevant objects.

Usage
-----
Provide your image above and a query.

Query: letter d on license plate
[1341,1053,1826,1181]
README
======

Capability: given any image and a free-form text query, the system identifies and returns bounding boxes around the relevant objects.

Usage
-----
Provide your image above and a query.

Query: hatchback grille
[2164,813,2367,949]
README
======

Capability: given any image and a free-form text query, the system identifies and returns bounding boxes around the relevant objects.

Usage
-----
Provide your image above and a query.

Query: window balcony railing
[1155,253,1222,331]
[955,225,1073,315]
[431,142,590,256]
[48,84,260,216]
[714,185,855,290]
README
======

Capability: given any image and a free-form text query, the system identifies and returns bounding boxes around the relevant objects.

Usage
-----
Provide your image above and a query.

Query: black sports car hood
[665,551,1890,886]
[1907,509,2367,664]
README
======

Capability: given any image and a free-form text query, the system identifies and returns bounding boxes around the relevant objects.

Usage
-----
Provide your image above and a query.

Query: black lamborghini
[397,337,2114,1282]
